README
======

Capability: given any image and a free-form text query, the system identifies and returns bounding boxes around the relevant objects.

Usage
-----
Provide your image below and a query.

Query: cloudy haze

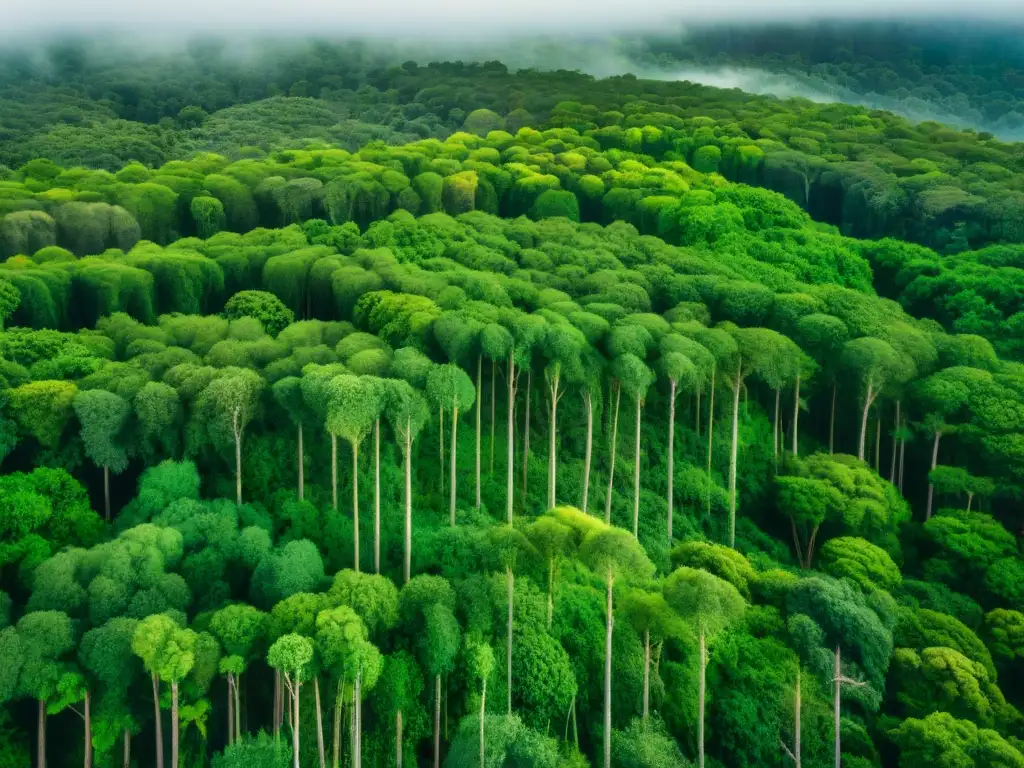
[4,0,1024,41]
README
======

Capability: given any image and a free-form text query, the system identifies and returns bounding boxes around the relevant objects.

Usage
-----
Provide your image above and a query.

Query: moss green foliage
[0,34,1022,768]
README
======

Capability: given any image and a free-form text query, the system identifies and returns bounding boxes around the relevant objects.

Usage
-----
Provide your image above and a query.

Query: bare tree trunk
[729,363,743,549]
[506,354,517,524]
[331,434,338,511]
[967,491,974,512]
[696,386,701,437]
[404,428,412,584]
[236,671,242,740]
[354,668,362,768]
[898,419,906,492]
[37,699,46,768]
[226,676,234,746]
[792,374,801,456]
[698,628,707,768]
[829,382,837,455]
[439,406,444,498]
[857,380,875,462]
[603,570,614,768]
[547,557,555,629]
[547,372,560,509]
[273,670,281,742]
[795,668,801,768]
[834,648,841,768]
[582,392,593,513]
[632,395,642,538]
[604,383,621,525]
[152,676,164,768]
[476,355,482,509]
[706,367,716,515]
[643,629,651,722]
[123,729,130,768]
[395,710,402,768]
[82,691,91,768]
[353,442,360,572]
[233,411,242,505]
[374,419,381,573]
[874,410,882,473]
[332,682,342,768]
[297,423,304,501]
[479,678,487,768]
[507,566,514,715]
[291,678,301,768]
[926,430,942,520]
[314,677,326,768]
[889,401,900,483]
[490,360,496,475]
[449,407,459,526]
[103,466,111,521]
[668,380,676,542]
[522,369,531,506]
[433,675,441,768]
[170,681,179,768]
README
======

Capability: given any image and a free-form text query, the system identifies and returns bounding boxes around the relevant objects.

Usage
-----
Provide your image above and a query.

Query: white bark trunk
[374,420,380,573]
[699,628,706,768]
[632,395,642,538]
[603,571,614,768]
[233,409,242,506]
[449,407,458,526]
[926,430,942,520]
[729,363,742,548]
[706,367,716,515]
[404,427,412,584]
[352,442,360,573]
[476,355,482,510]
[604,384,621,525]
[507,566,514,715]
[582,392,593,513]
[668,381,676,542]
[548,372,559,509]
[506,354,516,524]
[857,379,874,462]
[792,374,800,456]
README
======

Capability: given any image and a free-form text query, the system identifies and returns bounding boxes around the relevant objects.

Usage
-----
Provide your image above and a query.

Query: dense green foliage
[0,32,1022,768]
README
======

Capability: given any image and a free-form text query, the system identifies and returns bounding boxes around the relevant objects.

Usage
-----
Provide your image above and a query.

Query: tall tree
[840,338,907,462]
[618,589,685,722]
[426,364,476,526]
[73,389,131,520]
[663,567,746,768]
[385,380,429,583]
[193,369,264,505]
[267,634,313,768]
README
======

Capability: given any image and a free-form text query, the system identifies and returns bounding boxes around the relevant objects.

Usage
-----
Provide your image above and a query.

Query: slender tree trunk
[829,382,837,455]
[603,571,614,768]
[297,424,304,501]
[706,367,716,515]
[604,383,621,525]
[37,698,46,768]
[790,516,806,569]
[834,648,841,768]
[898,419,906,492]
[123,729,130,768]
[507,566,514,715]
[314,677,326,768]
[439,406,444,498]
[354,668,362,768]
[506,354,517,524]
[449,406,459,526]
[926,430,942,520]
[233,411,242,505]
[792,374,801,456]
[274,671,281,743]
[226,676,234,746]
[404,428,412,584]
[729,363,743,548]
[522,369,531,505]
[582,392,593,513]
[103,465,110,521]
[696,386,701,437]
[967,491,974,512]
[476,355,482,510]
[699,627,706,768]
[235,672,241,742]
[479,678,487,768]
[152,675,164,768]
[374,419,381,574]
[889,401,900,483]
[83,689,91,768]
[395,710,403,768]
[353,442,360,572]
[857,379,875,462]
[332,683,342,768]
[433,675,441,768]
[806,525,821,569]
[547,372,560,509]
[331,434,338,511]
[490,359,496,475]
[170,682,179,768]
[773,388,781,459]
[632,395,642,538]
[668,381,676,542]
[643,629,651,722]
[291,678,301,768]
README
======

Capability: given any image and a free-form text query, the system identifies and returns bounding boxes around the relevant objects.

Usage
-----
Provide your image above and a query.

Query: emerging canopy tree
[841,337,908,462]
[618,588,686,722]
[266,634,313,768]
[192,369,264,505]
[426,363,476,525]
[385,380,430,583]
[663,567,746,768]
[73,389,131,521]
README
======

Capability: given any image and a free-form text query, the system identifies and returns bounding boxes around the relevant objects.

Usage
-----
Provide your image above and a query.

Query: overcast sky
[4,0,1023,41]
